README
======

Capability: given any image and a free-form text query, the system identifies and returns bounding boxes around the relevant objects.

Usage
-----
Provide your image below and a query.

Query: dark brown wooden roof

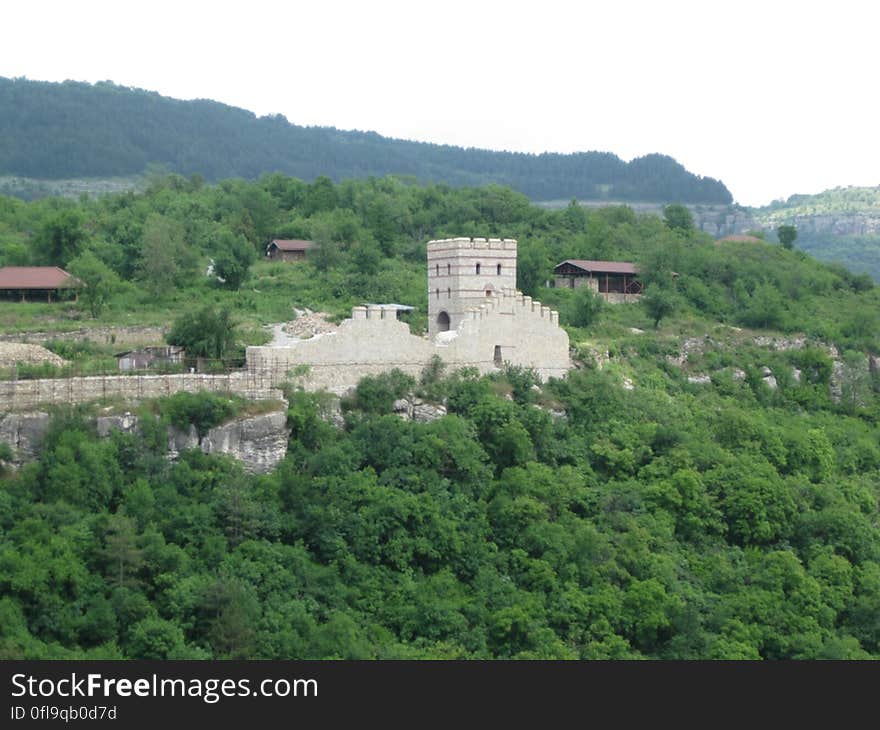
[555,260,639,275]
[0,267,78,289]
[268,239,315,252]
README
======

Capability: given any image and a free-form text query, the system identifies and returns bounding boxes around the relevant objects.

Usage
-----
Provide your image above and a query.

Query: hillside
[2,175,880,660]
[0,77,732,204]
[752,186,880,280]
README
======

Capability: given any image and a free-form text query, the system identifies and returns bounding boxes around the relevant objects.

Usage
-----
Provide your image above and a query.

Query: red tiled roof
[268,239,315,252]
[717,235,764,244]
[0,267,78,289]
[556,259,639,275]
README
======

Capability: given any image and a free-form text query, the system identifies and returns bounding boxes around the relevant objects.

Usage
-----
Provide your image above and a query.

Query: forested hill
[3,175,880,660]
[752,186,880,280]
[0,77,732,204]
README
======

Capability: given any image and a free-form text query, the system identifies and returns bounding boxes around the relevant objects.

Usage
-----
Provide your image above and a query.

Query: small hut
[266,239,315,262]
[0,267,80,302]
[553,260,643,302]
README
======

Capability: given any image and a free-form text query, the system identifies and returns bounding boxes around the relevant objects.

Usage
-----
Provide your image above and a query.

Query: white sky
[3,0,879,206]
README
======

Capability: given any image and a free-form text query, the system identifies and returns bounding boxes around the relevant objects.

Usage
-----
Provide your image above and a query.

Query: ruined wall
[246,289,570,393]
[438,286,570,379]
[247,306,435,393]
[0,372,282,411]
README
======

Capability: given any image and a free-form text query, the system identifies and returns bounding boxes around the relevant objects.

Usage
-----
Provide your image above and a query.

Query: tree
[167,305,237,364]
[663,204,694,232]
[212,229,256,290]
[37,208,88,266]
[102,513,144,588]
[137,213,198,296]
[67,250,120,317]
[350,238,382,276]
[352,369,416,414]
[741,283,785,329]
[571,285,605,328]
[777,225,798,249]
[310,220,343,272]
[517,241,551,297]
[304,176,338,215]
[643,289,675,328]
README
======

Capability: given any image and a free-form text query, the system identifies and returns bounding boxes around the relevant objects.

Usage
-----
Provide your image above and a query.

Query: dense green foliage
[3,350,880,660]
[166,306,238,366]
[0,78,732,204]
[1,171,880,659]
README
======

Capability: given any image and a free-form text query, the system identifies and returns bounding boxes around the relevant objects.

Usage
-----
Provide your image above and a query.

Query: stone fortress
[246,237,572,393]
[0,237,571,471]
[0,237,571,411]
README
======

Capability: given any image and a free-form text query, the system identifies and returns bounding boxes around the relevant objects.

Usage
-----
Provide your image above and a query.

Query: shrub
[350,369,415,414]
[160,391,237,438]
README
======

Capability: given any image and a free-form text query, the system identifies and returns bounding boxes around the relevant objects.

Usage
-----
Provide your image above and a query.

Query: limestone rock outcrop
[2,406,289,474]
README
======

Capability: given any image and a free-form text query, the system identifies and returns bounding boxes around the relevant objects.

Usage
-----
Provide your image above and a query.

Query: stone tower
[427,237,517,338]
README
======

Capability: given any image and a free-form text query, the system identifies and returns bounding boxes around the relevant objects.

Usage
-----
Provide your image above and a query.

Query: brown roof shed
[554,260,640,275]
[0,267,79,289]
[267,239,315,253]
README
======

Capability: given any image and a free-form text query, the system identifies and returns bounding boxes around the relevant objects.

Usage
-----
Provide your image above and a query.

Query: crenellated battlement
[427,237,517,252]
[460,286,560,328]
[350,305,405,321]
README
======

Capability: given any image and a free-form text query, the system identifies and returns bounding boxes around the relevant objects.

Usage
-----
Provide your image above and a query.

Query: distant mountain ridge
[0,77,732,204]
[750,186,880,280]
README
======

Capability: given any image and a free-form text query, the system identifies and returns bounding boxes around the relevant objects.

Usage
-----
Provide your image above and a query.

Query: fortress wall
[246,289,570,393]
[0,291,570,408]
[246,306,436,393]
[0,372,283,411]
[443,288,570,379]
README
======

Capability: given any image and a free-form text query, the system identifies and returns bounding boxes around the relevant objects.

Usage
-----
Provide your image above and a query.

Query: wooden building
[0,267,80,302]
[553,260,643,302]
[266,239,315,261]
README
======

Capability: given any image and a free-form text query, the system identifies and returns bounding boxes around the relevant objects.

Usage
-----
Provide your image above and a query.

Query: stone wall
[0,372,282,411]
[246,286,571,393]
[247,309,434,393]
[438,286,570,380]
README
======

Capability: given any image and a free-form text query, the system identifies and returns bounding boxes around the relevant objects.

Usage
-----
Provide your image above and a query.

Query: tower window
[447,263,450,275]
[435,264,439,276]
[447,287,451,297]
[476,263,481,275]
[497,263,502,275]
[435,288,440,299]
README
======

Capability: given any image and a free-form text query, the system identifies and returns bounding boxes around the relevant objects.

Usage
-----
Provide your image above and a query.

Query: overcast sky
[4,0,879,206]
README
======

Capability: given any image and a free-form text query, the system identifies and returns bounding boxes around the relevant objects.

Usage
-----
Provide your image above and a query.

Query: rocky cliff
[565,199,880,240]
[1,406,289,473]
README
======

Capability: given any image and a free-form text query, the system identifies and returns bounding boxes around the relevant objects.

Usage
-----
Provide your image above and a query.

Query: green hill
[1,175,880,660]
[752,186,880,280]
[0,77,732,204]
